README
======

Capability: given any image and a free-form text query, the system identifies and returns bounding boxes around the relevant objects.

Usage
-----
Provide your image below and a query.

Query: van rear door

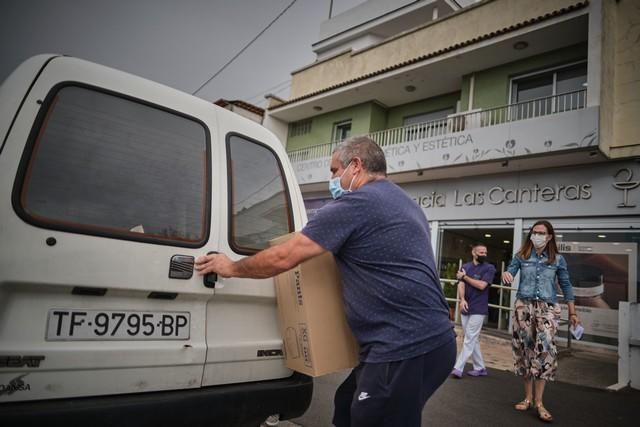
[0,56,217,402]
[201,119,306,387]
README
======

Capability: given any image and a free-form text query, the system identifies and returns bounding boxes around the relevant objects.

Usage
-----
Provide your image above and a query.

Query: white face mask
[530,234,548,249]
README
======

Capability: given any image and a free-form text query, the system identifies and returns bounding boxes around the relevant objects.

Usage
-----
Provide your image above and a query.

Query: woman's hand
[570,313,580,327]
[502,271,514,285]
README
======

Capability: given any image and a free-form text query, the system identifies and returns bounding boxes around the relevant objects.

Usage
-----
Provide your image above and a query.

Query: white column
[430,220,439,260]
[468,74,476,111]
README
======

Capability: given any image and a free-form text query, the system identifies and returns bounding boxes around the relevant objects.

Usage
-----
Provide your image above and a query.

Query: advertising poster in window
[557,241,637,347]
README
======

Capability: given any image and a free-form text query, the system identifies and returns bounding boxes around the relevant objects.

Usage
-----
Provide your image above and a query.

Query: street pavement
[275,328,639,426]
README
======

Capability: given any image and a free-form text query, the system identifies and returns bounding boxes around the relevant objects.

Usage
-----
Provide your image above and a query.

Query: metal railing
[287,89,587,163]
[440,278,514,331]
[441,277,576,349]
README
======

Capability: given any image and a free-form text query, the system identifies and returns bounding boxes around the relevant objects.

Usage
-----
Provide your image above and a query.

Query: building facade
[264,0,639,364]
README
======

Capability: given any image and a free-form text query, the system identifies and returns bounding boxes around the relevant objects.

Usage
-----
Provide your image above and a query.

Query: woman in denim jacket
[502,220,581,423]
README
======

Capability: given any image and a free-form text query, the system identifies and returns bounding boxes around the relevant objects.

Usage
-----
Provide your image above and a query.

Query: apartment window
[17,85,209,246]
[227,134,293,253]
[289,119,312,137]
[403,108,454,140]
[511,61,587,118]
[333,120,352,143]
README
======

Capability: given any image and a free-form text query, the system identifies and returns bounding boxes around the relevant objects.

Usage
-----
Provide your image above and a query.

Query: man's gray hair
[333,136,387,176]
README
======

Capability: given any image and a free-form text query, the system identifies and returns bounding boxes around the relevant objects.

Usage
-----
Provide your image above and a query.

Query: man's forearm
[463,275,488,290]
[232,245,297,279]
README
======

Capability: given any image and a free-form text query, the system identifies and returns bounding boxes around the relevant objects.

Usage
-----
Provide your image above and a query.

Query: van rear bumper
[0,372,313,427]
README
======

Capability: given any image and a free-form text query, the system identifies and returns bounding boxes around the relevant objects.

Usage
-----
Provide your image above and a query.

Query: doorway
[438,227,514,330]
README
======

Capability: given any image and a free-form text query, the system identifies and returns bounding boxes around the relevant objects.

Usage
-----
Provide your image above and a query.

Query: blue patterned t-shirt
[302,179,454,363]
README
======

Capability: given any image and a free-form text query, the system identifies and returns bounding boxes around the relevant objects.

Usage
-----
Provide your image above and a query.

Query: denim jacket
[506,250,575,304]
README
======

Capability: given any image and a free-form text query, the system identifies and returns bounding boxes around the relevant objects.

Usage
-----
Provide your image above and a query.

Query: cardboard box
[270,233,359,377]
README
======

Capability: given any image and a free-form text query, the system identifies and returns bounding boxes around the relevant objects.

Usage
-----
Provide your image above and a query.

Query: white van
[0,55,312,426]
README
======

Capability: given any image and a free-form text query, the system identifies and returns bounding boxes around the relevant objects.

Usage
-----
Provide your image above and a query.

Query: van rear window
[227,134,293,252]
[17,85,209,247]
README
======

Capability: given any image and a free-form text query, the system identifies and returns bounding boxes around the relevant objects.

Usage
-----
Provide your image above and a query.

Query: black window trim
[11,81,212,248]
[225,131,294,255]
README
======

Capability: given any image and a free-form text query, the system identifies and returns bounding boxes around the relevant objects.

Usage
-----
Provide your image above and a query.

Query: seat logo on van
[0,355,45,368]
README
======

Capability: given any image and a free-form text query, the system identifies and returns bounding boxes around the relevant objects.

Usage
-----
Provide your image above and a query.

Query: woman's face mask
[329,162,355,199]
[530,233,549,249]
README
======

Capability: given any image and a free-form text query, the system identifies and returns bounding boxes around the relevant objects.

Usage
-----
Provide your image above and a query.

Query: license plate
[46,309,190,341]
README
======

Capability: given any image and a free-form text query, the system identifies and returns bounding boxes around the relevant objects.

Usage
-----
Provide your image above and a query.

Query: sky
[0,0,367,108]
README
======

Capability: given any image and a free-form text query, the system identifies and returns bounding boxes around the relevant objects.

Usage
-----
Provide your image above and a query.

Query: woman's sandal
[536,404,553,423]
[514,398,532,411]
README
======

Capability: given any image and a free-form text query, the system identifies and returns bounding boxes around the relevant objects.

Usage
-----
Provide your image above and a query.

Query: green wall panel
[386,92,460,129]
[287,102,386,151]
[472,43,588,110]
[369,103,388,132]
[460,75,471,111]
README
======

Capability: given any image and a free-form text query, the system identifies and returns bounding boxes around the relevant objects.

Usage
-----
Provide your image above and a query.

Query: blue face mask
[329,163,353,199]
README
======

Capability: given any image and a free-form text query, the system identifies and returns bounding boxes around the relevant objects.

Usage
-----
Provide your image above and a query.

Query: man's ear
[351,157,363,172]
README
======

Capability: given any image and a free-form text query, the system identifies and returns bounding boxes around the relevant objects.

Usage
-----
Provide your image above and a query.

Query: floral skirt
[511,299,560,381]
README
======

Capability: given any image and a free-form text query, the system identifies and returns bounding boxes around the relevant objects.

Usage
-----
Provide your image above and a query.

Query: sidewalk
[455,325,619,390]
[275,326,632,427]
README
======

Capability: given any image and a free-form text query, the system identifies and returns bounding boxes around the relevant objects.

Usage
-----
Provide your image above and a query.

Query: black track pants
[333,338,456,427]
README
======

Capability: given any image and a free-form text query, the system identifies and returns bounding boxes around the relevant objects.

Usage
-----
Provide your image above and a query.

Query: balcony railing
[287,89,587,163]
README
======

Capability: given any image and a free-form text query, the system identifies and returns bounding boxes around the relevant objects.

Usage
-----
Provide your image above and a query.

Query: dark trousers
[332,338,456,427]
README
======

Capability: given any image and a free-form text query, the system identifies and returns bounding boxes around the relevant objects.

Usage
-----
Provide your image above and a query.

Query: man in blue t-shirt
[450,243,496,378]
[195,136,455,427]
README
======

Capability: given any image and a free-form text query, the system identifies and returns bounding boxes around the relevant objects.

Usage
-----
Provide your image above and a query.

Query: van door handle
[203,251,218,288]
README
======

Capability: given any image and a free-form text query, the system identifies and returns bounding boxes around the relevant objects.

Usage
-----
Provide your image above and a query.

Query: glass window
[18,85,209,246]
[403,108,454,140]
[512,73,554,103]
[439,227,512,330]
[518,229,639,347]
[333,120,352,143]
[288,119,312,137]
[511,61,587,118]
[556,63,588,111]
[227,135,293,252]
[556,63,588,94]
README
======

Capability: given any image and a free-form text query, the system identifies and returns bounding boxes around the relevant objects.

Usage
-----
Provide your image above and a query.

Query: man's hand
[460,299,469,314]
[456,268,466,280]
[502,271,514,285]
[195,253,236,278]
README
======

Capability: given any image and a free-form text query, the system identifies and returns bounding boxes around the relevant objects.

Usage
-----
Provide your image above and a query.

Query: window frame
[225,131,294,255]
[332,120,352,144]
[11,81,212,248]
[509,59,587,104]
[288,119,312,138]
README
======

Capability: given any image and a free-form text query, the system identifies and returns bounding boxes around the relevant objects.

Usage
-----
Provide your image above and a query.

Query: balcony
[288,90,598,185]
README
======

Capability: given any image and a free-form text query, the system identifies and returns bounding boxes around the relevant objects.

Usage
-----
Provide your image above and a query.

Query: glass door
[438,227,514,330]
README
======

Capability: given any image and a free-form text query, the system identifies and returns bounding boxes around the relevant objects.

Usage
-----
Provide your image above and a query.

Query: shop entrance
[438,227,514,330]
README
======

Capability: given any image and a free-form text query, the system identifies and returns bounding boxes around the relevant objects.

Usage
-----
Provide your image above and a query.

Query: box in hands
[270,233,359,377]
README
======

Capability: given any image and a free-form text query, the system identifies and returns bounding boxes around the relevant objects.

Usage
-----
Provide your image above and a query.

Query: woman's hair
[333,136,387,176]
[517,220,558,264]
